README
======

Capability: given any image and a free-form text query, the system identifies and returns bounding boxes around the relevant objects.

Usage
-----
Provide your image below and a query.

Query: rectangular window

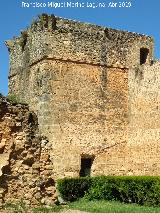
[140,48,149,65]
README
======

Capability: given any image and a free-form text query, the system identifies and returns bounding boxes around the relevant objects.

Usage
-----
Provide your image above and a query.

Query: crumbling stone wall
[0,95,56,207]
[6,14,154,81]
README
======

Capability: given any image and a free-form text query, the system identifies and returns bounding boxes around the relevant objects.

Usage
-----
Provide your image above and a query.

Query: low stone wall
[0,95,57,207]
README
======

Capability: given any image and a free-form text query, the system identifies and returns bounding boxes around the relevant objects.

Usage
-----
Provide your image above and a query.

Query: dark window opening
[79,157,94,177]
[140,48,149,65]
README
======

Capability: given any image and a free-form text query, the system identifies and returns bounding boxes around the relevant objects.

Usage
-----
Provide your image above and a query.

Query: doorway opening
[79,157,94,177]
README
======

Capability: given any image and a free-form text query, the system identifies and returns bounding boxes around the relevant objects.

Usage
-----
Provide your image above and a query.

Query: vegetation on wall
[7,93,26,105]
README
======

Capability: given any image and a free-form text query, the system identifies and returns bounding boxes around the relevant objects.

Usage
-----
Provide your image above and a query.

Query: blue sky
[0,0,160,95]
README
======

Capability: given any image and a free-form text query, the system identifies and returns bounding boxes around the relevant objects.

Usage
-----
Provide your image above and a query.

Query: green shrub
[57,177,92,201]
[57,176,160,207]
[84,176,117,201]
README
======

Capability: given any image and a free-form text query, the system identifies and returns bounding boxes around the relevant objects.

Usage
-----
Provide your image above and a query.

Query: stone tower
[7,14,160,177]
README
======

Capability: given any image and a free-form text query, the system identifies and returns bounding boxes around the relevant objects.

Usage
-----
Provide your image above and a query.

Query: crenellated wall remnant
[0,95,57,207]
[5,14,160,181]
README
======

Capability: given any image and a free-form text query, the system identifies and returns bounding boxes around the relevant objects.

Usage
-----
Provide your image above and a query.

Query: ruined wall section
[128,61,160,175]
[0,96,56,207]
[6,15,156,177]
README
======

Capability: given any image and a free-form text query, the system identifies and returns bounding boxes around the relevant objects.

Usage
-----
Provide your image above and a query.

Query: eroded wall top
[6,14,154,78]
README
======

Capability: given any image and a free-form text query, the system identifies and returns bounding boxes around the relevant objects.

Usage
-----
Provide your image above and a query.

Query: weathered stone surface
[0,96,56,207]
[127,61,160,175]
[5,14,160,188]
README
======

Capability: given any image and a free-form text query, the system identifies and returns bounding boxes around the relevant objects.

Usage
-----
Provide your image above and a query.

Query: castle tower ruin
[6,14,160,177]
